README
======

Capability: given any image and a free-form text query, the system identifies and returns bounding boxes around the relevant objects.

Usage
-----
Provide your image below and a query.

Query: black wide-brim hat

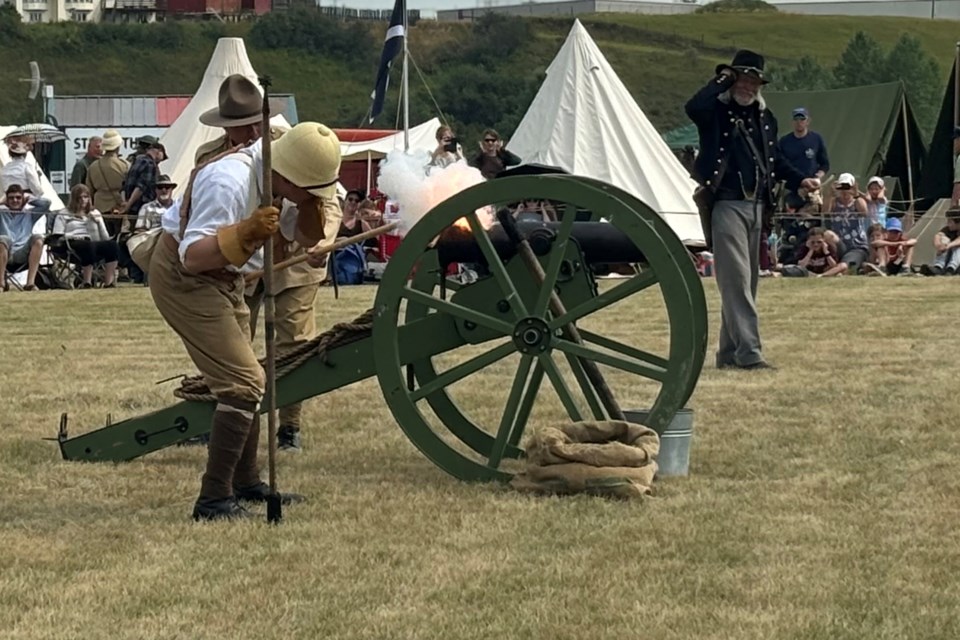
[716,49,770,84]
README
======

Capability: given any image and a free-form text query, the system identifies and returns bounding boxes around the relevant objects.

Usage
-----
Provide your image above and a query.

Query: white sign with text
[66,127,166,166]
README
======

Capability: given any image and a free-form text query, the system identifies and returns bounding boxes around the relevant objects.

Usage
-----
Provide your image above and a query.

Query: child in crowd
[861,223,887,275]
[780,227,847,277]
[864,176,888,227]
[921,207,960,275]
[871,217,916,276]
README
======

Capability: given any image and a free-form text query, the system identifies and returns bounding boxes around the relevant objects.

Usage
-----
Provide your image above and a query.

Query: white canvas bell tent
[507,20,704,246]
[159,37,291,195]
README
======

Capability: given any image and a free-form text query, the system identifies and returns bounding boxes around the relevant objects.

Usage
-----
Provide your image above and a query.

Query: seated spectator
[337,192,384,239]
[0,184,49,291]
[469,129,521,180]
[52,184,118,288]
[870,217,916,276]
[864,176,888,227]
[921,208,960,276]
[779,227,846,278]
[430,126,463,170]
[861,223,887,276]
[134,174,176,232]
[824,173,869,273]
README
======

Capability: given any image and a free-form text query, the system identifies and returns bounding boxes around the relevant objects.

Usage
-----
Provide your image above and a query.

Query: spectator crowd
[1,130,173,291]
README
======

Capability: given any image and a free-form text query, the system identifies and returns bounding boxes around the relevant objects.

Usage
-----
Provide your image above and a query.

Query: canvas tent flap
[764,82,925,201]
[918,59,956,210]
[910,197,951,266]
[507,20,704,246]
[663,124,699,151]
[340,118,440,161]
[158,38,292,196]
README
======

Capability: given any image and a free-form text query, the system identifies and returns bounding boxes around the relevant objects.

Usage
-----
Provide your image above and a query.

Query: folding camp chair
[44,235,108,289]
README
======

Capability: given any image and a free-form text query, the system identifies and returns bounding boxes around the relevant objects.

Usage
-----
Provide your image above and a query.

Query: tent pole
[954,42,959,132]
[366,151,372,195]
[902,95,916,223]
[401,0,410,152]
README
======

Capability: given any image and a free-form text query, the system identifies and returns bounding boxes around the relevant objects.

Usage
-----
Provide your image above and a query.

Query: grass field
[3,277,960,639]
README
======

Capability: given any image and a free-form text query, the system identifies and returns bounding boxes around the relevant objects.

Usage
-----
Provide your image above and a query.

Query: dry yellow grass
[2,277,959,640]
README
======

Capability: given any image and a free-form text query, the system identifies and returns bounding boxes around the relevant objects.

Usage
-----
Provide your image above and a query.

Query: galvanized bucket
[623,409,694,477]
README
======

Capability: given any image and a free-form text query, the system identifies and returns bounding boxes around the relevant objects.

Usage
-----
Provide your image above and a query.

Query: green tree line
[0,5,948,146]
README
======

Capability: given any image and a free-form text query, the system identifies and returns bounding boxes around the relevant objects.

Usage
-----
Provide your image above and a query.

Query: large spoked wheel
[373,175,707,482]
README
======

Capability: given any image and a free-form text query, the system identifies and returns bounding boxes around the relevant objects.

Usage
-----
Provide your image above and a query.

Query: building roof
[51,94,298,128]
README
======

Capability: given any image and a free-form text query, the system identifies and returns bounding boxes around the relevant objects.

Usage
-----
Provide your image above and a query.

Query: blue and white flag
[369,0,405,124]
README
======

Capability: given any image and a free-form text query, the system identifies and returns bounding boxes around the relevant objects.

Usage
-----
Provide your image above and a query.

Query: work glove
[217,205,280,267]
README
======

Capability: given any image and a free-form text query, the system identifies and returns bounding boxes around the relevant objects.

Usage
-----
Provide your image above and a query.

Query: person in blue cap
[870,216,916,276]
[778,107,830,211]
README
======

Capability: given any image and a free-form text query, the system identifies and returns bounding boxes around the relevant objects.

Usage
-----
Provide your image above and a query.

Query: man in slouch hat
[195,75,286,166]
[686,50,820,371]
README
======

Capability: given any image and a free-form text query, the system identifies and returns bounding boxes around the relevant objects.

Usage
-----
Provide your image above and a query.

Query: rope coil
[172,308,375,403]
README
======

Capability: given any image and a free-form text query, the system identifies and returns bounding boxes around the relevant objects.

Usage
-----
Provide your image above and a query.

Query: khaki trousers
[149,235,265,500]
[246,280,319,428]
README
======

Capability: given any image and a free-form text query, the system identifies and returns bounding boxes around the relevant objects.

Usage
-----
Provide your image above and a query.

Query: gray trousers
[712,199,764,367]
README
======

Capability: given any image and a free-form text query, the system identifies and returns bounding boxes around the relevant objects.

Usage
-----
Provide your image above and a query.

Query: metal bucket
[623,409,694,477]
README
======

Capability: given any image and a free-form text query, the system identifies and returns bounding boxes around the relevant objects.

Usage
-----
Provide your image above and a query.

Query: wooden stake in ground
[258,75,283,525]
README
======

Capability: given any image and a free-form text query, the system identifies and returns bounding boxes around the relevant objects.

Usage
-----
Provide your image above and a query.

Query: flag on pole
[369,0,405,124]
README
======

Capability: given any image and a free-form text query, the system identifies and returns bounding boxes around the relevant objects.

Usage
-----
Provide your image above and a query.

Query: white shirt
[1,156,43,197]
[53,210,110,242]
[161,139,263,270]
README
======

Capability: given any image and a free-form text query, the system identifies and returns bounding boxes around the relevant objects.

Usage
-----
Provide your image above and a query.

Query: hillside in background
[0,7,956,146]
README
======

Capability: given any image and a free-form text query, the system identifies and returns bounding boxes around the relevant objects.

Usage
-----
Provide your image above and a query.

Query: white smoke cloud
[376,151,493,233]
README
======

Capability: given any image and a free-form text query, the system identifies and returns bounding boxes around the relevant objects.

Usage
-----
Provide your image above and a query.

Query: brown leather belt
[162,232,239,283]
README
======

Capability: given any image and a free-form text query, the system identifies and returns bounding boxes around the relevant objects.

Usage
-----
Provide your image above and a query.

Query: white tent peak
[159,37,290,195]
[508,20,704,245]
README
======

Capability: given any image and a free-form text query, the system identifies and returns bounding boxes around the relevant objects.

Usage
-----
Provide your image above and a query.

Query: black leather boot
[234,481,306,505]
[277,425,302,452]
[192,496,252,521]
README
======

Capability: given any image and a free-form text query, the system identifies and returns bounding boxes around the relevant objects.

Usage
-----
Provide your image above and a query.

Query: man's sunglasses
[346,197,360,203]
[483,138,497,143]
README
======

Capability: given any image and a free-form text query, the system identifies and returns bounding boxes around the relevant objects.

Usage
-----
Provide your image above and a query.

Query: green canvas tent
[917,57,957,211]
[663,123,698,150]
[672,83,924,202]
[764,82,925,207]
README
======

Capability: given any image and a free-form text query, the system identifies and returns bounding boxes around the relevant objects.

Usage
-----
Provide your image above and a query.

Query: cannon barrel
[436,221,646,267]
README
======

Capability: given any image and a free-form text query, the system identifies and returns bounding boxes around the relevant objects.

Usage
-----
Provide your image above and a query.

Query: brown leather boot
[233,412,262,489]
[193,406,255,521]
[233,412,306,504]
[278,403,303,452]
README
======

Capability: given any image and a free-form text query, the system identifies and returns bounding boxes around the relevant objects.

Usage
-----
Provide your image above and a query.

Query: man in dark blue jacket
[686,50,820,370]
[778,107,829,210]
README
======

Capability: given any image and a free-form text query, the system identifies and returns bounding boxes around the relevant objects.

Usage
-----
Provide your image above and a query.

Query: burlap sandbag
[510,420,660,500]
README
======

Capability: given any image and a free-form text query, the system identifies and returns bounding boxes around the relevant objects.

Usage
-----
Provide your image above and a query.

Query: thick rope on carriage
[172,309,375,403]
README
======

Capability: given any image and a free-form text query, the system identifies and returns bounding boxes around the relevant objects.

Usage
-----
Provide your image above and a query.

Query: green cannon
[54,173,708,482]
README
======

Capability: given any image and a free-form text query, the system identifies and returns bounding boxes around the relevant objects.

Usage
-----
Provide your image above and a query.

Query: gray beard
[719,89,766,111]
[733,93,756,107]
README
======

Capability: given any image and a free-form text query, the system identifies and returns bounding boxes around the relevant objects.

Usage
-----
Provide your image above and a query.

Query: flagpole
[402,0,410,152]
